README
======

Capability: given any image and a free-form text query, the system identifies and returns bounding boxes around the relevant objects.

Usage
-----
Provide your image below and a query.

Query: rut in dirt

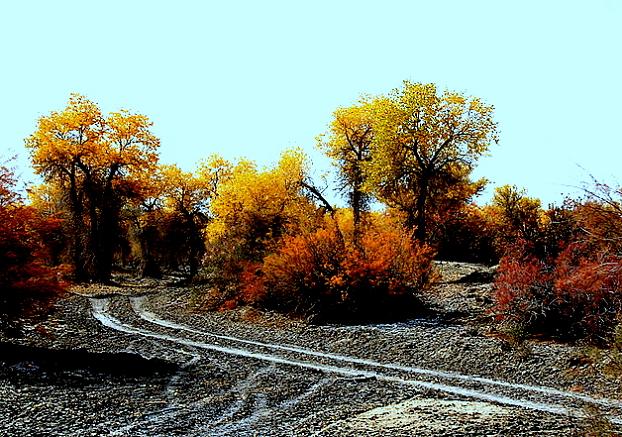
[91,296,622,423]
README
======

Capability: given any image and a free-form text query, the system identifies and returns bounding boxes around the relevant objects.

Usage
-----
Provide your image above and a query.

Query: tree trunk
[185,214,204,279]
[351,184,362,247]
[414,178,429,242]
[140,225,162,279]
[68,174,87,281]
[97,202,116,282]
[85,178,103,282]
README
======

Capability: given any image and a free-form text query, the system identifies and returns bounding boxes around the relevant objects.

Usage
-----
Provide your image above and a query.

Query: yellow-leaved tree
[201,149,324,295]
[368,82,498,242]
[26,94,159,282]
[487,184,545,251]
[206,149,318,260]
[158,157,231,277]
[319,99,375,244]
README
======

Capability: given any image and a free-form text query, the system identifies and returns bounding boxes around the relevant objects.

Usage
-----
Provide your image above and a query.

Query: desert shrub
[0,165,67,334]
[251,224,344,315]
[553,243,622,340]
[243,219,437,321]
[493,246,553,335]
[494,241,622,342]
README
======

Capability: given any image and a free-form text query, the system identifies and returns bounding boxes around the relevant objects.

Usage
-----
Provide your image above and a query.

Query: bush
[493,242,622,342]
[0,165,67,334]
[493,246,553,335]
[242,220,437,321]
[553,243,622,340]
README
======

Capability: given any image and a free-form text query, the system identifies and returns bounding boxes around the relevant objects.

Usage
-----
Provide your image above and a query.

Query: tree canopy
[367,81,498,241]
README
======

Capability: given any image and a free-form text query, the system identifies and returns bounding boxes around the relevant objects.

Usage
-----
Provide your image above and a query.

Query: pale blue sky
[1,0,620,206]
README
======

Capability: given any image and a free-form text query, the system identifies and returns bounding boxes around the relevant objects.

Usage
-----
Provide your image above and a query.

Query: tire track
[91,297,622,423]
[129,296,622,412]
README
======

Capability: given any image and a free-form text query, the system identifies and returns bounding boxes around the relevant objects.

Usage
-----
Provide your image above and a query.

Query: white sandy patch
[341,398,512,432]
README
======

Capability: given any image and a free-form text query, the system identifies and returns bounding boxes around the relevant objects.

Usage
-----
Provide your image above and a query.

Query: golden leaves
[205,149,315,248]
[26,93,160,185]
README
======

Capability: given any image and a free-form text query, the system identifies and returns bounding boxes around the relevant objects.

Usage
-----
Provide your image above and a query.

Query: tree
[27,182,70,266]
[158,158,229,277]
[368,82,498,241]
[489,185,543,252]
[206,149,318,261]
[26,94,159,282]
[320,99,374,244]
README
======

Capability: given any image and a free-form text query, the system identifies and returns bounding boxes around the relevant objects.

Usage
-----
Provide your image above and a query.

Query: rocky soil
[1,262,620,436]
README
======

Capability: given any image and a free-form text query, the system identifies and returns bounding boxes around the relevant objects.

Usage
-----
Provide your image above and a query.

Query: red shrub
[493,247,551,329]
[0,165,67,331]
[553,243,622,338]
[494,241,622,341]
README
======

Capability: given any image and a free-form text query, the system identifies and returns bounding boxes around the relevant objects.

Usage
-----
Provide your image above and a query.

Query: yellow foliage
[24,93,161,281]
[27,182,66,217]
[26,93,159,188]
[365,81,498,240]
[205,149,318,258]
[488,185,545,245]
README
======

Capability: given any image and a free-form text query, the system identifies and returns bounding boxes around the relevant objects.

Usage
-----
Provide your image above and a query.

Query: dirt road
[2,263,620,435]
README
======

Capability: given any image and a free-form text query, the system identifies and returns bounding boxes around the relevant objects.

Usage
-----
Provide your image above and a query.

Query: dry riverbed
[1,262,620,436]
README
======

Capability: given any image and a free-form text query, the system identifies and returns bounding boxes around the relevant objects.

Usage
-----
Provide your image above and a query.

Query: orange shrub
[257,226,344,314]
[341,227,436,301]
[243,221,436,320]
[239,261,267,304]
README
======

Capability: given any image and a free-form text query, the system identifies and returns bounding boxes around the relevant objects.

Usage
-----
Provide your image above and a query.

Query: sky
[1,0,620,206]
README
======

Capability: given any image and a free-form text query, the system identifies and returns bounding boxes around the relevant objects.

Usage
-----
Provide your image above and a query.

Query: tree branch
[300,181,335,214]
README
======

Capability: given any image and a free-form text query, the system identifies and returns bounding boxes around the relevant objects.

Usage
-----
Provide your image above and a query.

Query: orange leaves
[262,224,343,297]
[243,216,437,319]
[239,261,267,304]
[340,226,435,295]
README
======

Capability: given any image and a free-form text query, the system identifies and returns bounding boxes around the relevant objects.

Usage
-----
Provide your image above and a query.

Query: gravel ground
[1,262,620,436]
